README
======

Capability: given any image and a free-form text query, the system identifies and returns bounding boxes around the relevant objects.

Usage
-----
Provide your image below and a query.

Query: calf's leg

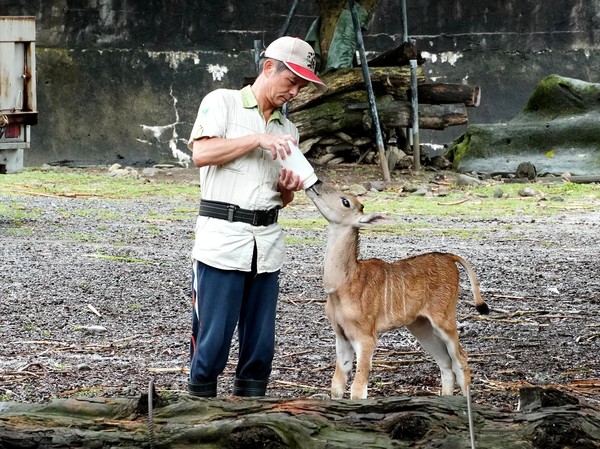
[407,317,458,395]
[350,336,377,399]
[331,333,354,399]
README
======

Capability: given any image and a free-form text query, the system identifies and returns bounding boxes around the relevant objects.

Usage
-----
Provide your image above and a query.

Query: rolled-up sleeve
[187,89,228,150]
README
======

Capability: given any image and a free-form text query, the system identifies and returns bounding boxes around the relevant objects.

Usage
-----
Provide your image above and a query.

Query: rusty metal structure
[0,16,37,174]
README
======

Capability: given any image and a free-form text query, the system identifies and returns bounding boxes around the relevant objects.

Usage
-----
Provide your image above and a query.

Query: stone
[518,187,539,197]
[370,181,386,191]
[456,174,481,186]
[348,184,368,196]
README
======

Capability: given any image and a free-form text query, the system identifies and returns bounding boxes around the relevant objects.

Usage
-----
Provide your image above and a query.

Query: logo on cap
[263,36,327,91]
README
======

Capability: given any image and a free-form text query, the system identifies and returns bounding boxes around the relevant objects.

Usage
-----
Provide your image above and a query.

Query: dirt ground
[1,164,599,412]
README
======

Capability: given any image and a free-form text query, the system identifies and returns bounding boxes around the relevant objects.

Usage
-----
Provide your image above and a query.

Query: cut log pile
[287,47,481,172]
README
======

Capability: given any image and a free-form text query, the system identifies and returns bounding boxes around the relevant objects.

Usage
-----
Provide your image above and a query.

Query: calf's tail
[452,254,490,315]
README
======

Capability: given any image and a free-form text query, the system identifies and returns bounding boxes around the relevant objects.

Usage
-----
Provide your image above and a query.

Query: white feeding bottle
[278,141,319,190]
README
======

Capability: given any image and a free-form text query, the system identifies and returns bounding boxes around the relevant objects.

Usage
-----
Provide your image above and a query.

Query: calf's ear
[357,213,387,226]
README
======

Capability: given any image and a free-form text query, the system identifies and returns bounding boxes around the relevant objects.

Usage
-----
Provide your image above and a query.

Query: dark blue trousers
[189,257,279,384]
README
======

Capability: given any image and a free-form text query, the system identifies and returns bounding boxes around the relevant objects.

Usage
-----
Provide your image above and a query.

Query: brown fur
[306,181,489,399]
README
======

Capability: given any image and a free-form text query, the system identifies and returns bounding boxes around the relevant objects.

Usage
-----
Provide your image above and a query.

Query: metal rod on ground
[349,0,391,182]
[401,0,409,149]
[402,0,420,171]
[410,47,421,171]
[254,39,262,74]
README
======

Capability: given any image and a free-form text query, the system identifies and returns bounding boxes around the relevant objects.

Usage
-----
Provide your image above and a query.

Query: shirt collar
[241,85,283,123]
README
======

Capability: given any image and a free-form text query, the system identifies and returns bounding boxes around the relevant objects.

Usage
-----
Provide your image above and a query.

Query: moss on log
[288,66,425,113]
[0,388,598,448]
[289,93,467,139]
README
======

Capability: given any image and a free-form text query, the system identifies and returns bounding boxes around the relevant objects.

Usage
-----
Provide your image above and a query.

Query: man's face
[267,60,310,107]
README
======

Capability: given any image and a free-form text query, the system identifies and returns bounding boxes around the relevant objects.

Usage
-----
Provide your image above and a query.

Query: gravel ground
[1,165,599,411]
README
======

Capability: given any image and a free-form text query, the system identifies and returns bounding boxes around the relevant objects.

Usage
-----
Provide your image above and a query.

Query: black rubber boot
[232,378,267,397]
[188,380,217,397]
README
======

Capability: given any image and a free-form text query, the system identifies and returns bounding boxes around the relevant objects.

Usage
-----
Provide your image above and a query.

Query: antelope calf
[306,181,489,400]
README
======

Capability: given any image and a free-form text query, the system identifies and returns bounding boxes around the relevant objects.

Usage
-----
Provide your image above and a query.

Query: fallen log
[0,388,598,448]
[289,94,468,139]
[413,83,481,107]
[288,91,366,139]
[363,101,469,131]
[367,41,426,67]
[287,66,425,113]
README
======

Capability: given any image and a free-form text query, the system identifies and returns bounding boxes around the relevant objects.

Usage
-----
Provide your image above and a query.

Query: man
[187,36,326,397]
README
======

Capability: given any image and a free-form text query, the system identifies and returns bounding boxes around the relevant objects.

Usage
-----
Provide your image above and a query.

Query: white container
[278,141,319,189]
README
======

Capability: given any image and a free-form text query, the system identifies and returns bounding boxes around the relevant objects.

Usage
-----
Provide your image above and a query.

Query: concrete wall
[2,0,599,167]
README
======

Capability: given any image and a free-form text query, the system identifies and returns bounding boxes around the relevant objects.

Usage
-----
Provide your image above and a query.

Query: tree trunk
[0,388,598,448]
[315,0,379,69]
[365,101,469,131]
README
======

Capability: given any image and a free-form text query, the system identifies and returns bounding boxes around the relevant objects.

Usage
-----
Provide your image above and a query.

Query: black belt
[199,199,279,226]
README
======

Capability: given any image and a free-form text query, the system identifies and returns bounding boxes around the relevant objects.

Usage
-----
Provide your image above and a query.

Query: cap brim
[285,62,328,92]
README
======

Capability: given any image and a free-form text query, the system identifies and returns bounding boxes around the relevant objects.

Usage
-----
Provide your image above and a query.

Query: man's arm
[191,134,298,168]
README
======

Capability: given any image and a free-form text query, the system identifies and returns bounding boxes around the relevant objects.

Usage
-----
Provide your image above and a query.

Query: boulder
[447,75,600,175]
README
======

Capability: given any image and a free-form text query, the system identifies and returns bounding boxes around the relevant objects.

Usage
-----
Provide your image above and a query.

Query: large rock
[447,75,600,175]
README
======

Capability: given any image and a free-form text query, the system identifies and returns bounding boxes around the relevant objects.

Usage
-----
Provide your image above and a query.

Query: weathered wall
[2,0,599,167]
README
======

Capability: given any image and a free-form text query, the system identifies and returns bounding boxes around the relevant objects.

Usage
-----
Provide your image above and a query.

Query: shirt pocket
[220,122,262,174]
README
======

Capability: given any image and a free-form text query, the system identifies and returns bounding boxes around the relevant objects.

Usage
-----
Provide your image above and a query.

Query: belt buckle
[226,204,237,222]
[251,210,262,226]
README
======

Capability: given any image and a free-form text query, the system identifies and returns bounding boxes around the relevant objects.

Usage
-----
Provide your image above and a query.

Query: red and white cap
[263,36,327,91]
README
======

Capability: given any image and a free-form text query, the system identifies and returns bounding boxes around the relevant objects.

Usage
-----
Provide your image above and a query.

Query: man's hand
[278,168,303,207]
[259,134,297,160]
[279,168,303,191]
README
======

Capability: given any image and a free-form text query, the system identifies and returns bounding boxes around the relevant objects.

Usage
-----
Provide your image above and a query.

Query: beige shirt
[187,86,299,273]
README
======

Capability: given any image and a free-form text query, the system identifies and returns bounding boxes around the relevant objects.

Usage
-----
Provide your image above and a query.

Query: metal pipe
[403,0,420,172]
[401,0,408,42]
[410,51,420,171]
[254,39,262,74]
[349,0,391,182]
[279,0,300,37]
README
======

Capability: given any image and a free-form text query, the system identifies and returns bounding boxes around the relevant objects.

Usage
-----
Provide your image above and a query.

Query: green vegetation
[284,235,323,245]
[59,208,121,221]
[60,232,102,243]
[85,253,154,264]
[0,202,43,220]
[145,209,196,222]
[1,167,598,245]
[0,167,198,200]
[351,182,599,220]
[289,181,599,240]
[4,226,34,236]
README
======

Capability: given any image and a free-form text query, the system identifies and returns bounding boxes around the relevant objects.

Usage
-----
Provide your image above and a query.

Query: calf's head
[306,181,386,227]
